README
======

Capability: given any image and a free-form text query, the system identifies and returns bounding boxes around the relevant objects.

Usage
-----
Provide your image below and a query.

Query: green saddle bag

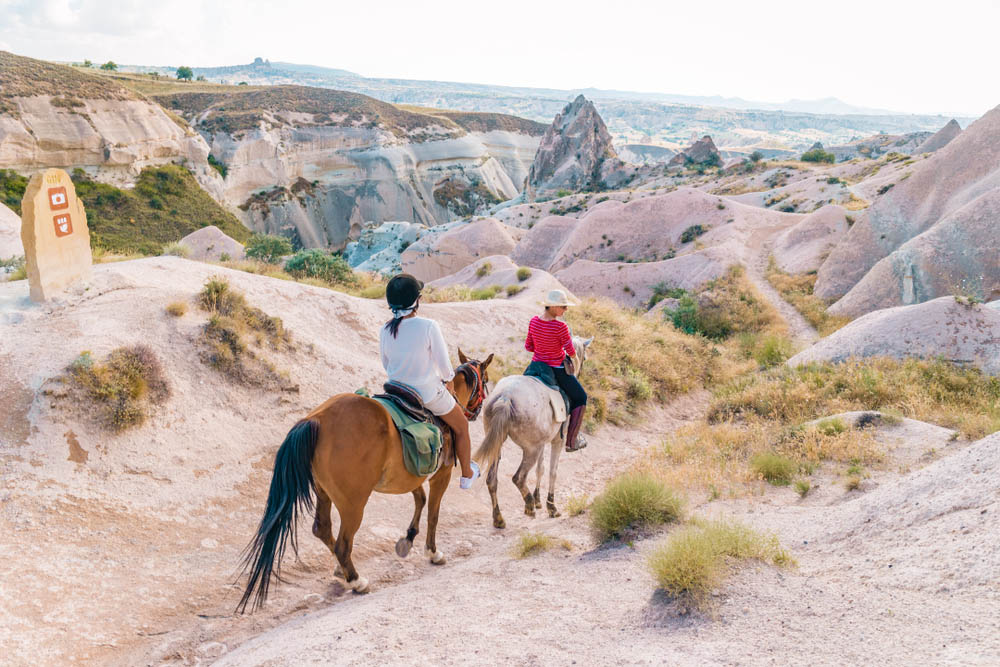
[356,388,443,476]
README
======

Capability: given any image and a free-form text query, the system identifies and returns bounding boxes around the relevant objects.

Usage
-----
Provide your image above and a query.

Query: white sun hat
[539,289,577,307]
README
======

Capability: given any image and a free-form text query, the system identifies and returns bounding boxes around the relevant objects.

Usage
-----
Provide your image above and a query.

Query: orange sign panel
[53,213,73,238]
[48,186,69,210]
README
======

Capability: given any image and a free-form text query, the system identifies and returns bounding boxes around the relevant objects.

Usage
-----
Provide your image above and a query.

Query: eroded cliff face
[204,123,538,249]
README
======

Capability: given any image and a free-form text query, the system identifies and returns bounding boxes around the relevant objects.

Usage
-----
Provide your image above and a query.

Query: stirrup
[565,435,588,452]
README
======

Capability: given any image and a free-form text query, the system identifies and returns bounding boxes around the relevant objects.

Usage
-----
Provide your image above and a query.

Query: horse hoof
[524,507,536,518]
[535,500,543,509]
[334,565,344,578]
[395,538,413,559]
[548,508,561,518]
[425,549,446,565]
[347,576,370,594]
[494,517,506,529]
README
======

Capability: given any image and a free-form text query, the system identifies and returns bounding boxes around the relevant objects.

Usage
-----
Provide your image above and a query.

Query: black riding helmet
[385,273,423,310]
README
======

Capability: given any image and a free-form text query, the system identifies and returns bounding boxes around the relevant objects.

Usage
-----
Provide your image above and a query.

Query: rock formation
[0,204,22,259]
[772,205,850,274]
[178,226,246,262]
[669,135,722,166]
[400,218,522,281]
[788,297,1000,375]
[344,221,427,274]
[913,119,962,154]
[815,104,1000,310]
[525,95,628,199]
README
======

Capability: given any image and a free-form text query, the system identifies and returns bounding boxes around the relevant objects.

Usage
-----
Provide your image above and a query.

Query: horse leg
[331,499,369,593]
[487,461,505,529]
[395,485,426,558]
[423,468,450,565]
[312,485,343,578]
[532,454,544,509]
[512,447,543,518]
[547,436,563,518]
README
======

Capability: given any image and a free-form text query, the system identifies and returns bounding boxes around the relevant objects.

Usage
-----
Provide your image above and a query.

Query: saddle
[522,362,570,438]
[369,381,453,477]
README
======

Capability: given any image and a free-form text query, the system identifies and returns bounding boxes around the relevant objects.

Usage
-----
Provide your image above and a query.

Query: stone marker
[20,168,92,302]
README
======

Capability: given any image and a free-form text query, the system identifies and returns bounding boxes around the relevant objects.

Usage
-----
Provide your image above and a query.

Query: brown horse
[237,350,493,612]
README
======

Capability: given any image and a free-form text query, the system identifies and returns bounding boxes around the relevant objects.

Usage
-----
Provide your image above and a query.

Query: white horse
[474,336,593,528]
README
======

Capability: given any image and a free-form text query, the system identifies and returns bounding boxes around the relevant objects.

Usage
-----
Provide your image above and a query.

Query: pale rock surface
[526,95,628,199]
[177,225,246,262]
[830,189,1000,315]
[400,218,522,281]
[0,203,22,259]
[788,296,1000,375]
[913,118,962,154]
[617,144,676,165]
[816,104,1000,302]
[344,221,428,274]
[772,204,849,274]
[427,255,570,302]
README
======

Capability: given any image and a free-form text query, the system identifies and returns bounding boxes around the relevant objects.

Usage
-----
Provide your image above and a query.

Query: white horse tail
[475,394,515,473]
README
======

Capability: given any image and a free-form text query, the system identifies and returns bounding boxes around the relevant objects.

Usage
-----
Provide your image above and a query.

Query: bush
[516,266,532,282]
[245,234,293,264]
[665,267,783,341]
[475,261,492,278]
[751,452,797,485]
[0,169,28,215]
[751,334,793,369]
[505,284,525,297]
[511,532,572,559]
[590,472,684,541]
[470,285,502,300]
[647,520,792,608]
[679,225,707,243]
[68,345,170,431]
[800,149,835,164]
[648,282,687,309]
[795,480,811,497]
[284,249,356,285]
[749,151,763,163]
[207,154,228,179]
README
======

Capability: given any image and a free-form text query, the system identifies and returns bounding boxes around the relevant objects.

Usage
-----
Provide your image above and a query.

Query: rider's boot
[565,406,588,452]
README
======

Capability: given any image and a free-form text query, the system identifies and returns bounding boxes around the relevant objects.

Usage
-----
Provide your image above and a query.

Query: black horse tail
[237,418,319,613]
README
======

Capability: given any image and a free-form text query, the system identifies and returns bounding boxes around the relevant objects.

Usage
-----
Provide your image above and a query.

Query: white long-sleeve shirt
[379,316,455,402]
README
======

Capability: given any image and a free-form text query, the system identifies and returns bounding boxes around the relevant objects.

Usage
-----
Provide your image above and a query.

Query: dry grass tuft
[197,278,296,390]
[590,472,684,542]
[511,532,574,559]
[565,494,590,517]
[647,519,793,610]
[765,259,851,336]
[67,346,170,431]
[750,452,797,485]
[165,301,188,317]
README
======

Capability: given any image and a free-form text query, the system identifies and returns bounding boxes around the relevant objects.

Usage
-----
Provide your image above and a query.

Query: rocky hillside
[154,85,545,249]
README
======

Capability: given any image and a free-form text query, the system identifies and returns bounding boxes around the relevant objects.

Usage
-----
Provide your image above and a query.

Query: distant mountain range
[120,58,975,150]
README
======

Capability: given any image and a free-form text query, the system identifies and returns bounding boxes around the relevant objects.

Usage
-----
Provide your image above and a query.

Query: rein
[456,361,488,421]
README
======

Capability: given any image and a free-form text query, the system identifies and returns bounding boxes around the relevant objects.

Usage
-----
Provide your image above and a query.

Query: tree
[749,151,764,163]
[100,61,117,71]
[800,148,836,164]
[176,66,193,81]
[196,75,206,82]
[244,234,292,264]
[82,59,93,68]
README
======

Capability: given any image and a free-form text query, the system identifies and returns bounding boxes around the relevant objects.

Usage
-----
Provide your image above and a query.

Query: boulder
[178,226,245,262]
[914,119,962,154]
[669,135,722,166]
[400,218,521,281]
[772,205,850,274]
[0,204,22,259]
[788,296,1000,375]
[526,95,626,198]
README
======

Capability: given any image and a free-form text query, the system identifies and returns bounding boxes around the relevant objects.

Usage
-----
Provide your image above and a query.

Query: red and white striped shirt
[525,316,576,367]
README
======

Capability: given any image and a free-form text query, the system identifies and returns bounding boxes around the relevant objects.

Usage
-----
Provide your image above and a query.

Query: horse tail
[475,393,514,473]
[237,418,319,613]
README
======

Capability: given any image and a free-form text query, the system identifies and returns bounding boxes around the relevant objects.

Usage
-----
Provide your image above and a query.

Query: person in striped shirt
[524,289,589,452]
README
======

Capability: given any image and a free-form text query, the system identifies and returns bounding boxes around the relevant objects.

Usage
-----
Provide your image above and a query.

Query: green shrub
[590,472,684,541]
[516,266,532,282]
[795,480,811,497]
[505,284,525,297]
[470,285,502,300]
[647,520,792,608]
[161,242,189,258]
[816,417,847,436]
[284,249,356,285]
[680,225,707,243]
[751,452,796,485]
[245,234,293,264]
[752,334,793,369]
[0,169,28,215]
[207,154,228,179]
[801,149,835,164]
[475,261,492,278]
[648,283,687,309]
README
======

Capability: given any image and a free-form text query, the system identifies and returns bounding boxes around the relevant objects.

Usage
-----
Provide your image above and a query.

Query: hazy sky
[0,0,995,116]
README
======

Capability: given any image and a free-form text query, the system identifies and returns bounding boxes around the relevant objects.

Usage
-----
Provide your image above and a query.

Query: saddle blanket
[356,388,443,477]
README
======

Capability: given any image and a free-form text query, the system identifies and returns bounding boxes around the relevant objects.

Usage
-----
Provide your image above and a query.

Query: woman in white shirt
[379,274,480,489]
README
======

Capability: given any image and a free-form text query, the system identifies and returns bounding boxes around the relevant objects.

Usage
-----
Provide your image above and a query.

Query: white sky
[0,0,996,116]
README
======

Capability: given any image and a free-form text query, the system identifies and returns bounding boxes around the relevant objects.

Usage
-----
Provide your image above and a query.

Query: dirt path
[744,225,820,347]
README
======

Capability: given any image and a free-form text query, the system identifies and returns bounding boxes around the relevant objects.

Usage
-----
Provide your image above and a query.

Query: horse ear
[584,337,594,347]
[458,348,469,364]
[482,353,494,369]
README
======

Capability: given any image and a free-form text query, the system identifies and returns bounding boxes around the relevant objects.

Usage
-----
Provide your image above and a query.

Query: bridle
[456,360,488,421]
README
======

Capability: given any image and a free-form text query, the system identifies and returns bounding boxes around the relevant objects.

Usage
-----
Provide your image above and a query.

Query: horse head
[456,349,494,420]
[569,336,594,377]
